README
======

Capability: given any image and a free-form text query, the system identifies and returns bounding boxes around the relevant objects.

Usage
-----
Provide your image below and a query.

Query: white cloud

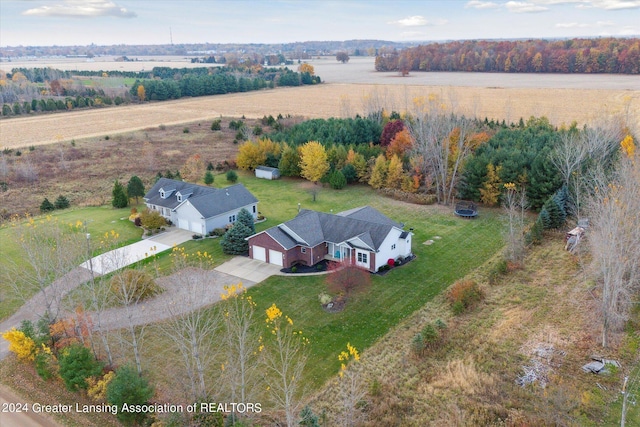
[22,0,136,18]
[465,1,500,9]
[388,15,448,27]
[590,0,640,9]
[555,22,590,27]
[505,1,549,12]
[390,15,429,27]
[596,20,615,26]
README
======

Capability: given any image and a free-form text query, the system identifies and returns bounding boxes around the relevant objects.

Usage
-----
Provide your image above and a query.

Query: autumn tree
[336,343,366,427]
[326,261,371,298]
[380,119,405,147]
[137,84,146,102]
[479,163,502,206]
[502,183,528,264]
[181,153,206,182]
[385,154,404,189]
[346,149,368,182]
[278,143,302,177]
[263,304,309,427]
[368,154,388,189]
[298,63,315,75]
[299,141,329,183]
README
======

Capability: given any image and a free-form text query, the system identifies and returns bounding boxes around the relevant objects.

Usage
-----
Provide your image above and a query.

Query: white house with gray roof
[247,206,412,272]
[144,178,258,235]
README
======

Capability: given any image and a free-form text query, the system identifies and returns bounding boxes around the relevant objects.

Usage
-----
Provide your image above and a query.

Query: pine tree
[220,222,251,255]
[54,195,70,209]
[236,207,255,235]
[126,175,145,204]
[112,180,129,208]
[329,170,347,189]
[40,198,55,212]
[368,154,388,189]
[204,170,214,185]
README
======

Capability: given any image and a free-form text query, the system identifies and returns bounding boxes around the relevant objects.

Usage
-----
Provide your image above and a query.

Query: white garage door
[268,249,283,266]
[190,221,201,234]
[178,218,189,231]
[253,246,266,262]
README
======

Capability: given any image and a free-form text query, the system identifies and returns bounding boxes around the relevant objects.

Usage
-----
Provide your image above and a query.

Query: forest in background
[375,37,640,74]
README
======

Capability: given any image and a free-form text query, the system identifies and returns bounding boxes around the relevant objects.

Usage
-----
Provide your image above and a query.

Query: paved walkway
[80,228,193,275]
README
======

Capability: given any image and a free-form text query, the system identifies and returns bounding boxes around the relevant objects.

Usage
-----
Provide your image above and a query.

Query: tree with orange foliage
[298,63,315,76]
[386,128,414,159]
[137,84,146,102]
[181,153,206,182]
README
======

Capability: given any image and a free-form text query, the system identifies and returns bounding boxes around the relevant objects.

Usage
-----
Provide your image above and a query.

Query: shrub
[252,125,263,136]
[204,170,214,185]
[54,195,70,209]
[229,120,244,130]
[40,197,55,212]
[226,170,238,183]
[291,266,298,273]
[318,292,332,305]
[377,188,436,205]
[110,270,160,302]
[211,227,226,237]
[183,127,190,133]
[447,280,484,315]
[211,119,221,131]
[58,344,103,391]
[134,217,142,227]
[329,170,347,189]
[412,321,446,356]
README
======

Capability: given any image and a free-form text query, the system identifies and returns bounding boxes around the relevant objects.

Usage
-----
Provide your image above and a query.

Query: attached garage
[268,249,283,266]
[178,218,189,231]
[253,246,266,262]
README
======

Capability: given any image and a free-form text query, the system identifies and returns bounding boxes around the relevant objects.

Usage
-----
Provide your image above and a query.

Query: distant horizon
[1,1,638,48]
[2,35,637,51]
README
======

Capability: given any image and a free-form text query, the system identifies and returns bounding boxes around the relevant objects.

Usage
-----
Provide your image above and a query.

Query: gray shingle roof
[254,206,403,251]
[144,178,258,219]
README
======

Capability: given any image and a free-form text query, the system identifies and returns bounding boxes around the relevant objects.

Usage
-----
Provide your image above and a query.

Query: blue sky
[1,0,638,47]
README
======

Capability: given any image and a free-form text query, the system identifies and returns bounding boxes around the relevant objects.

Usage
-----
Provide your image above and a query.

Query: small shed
[255,166,280,180]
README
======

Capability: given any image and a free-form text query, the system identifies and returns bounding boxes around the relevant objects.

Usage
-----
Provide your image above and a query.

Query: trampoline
[454,202,478,218]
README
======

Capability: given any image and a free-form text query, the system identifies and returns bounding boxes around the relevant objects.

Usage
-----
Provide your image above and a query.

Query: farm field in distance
[1,56,638,149]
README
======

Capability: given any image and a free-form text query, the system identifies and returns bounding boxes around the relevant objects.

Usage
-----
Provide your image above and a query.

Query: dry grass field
[2,83,638,150]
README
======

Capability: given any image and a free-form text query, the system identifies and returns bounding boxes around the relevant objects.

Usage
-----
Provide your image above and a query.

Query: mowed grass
[0,205,141,321]
[144,172,505,390]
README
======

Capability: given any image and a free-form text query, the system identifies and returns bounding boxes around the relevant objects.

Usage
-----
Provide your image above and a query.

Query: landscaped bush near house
[447,279,484,315]
[210,227,227,237]
[139,209,166,231]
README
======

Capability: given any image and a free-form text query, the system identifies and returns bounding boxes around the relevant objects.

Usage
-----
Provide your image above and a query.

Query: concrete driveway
[80,227,193,275]
[214,256,283,283]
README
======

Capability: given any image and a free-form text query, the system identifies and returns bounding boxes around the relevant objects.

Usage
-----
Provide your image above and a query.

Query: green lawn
[0,205,141,321]
[173,172,504,389]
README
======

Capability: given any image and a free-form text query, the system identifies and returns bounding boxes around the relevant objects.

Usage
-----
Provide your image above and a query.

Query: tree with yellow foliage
[298,63,315,76]
[368,154,388,189]
[137,85,146,102]
[479,163,502,206]
[181,153,206,182]
[2,328,36,361]
[385,154,404,189]
[299,141,329,183]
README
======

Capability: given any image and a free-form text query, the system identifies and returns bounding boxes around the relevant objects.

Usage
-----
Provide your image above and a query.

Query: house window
[229,214,236,223]
[391,244,396,250]
[357,252,368,264]
[177,195,182,202]
[253,205,256,213]
[301,247,307,253]
[160,190,165,198]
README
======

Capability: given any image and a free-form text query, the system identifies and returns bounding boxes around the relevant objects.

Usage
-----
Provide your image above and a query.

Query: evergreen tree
[112,180,129,208]
[226,170,238,183]
[54,195,70,209]
[341,163,358,183]
[236,207,255,235]
[58,344,103,391]
[220,222,251,255]
[204,170,214,185]
[126,175,145,204]
[329,169,347,189]
[40,198,55,212]
[278,144,302,177]
[106,366,154,426]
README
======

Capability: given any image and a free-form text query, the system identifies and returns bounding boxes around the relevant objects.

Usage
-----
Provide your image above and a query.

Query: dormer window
[177,194,182,202]
[160,190,165,198]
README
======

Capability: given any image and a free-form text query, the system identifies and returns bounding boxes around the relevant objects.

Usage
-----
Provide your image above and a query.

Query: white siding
[203,203,258,234]
[374,228,404,272]
[175,201,205,235]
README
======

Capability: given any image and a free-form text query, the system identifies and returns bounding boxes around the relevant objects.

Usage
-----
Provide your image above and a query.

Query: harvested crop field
[2,83,639,149]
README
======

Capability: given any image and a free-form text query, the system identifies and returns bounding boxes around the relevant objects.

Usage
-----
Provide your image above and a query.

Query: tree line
[375,38,640,74]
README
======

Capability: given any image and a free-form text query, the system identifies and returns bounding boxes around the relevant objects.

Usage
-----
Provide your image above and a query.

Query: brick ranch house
[143,178,258,235]
[247,206,412,272]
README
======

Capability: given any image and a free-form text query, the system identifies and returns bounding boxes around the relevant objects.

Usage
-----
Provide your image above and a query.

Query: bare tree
[7,216,86,323]
[502,183,528,264]
[550,130,589,217]
[262,304,309,427]
[587,137,640,348]
[336,344,367,427]
[159,268,220,400]
[408,107,475,205]
[220,284,260,407]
